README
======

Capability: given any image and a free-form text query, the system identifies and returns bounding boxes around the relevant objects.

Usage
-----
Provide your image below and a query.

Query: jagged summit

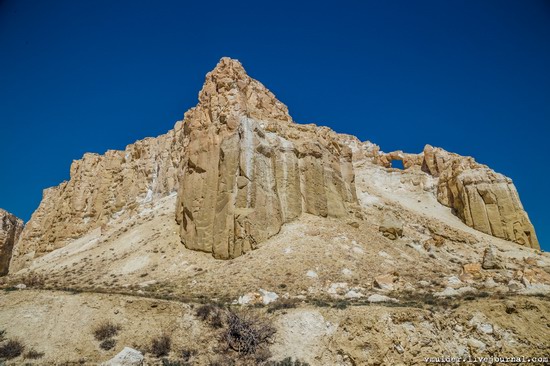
[190,57,292,131]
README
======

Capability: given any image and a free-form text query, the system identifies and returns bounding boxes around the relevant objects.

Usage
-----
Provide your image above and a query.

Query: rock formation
[8,57,540,272]
[175,57,357,259]
[10,126,185,272]
[422,145,539,249]
[0,209,24,275]
[10,57,358,268]
[374,145,539,249]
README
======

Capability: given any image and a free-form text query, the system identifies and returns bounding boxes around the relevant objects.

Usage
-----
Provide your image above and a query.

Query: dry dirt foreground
[0,289,549,365]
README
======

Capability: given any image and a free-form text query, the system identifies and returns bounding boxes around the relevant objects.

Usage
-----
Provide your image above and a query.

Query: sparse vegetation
[99,339,116,351]
[24,349,45,359]
[224,310,275,356]
[0,339,25,359]
[180,348,197,362]
[195,304,224,328]
[208,354,236,366]
[150,334,171,358]
[93,321,121,341]
[267,298,298,313]
[195,304,216,321]
[332,299,349,310]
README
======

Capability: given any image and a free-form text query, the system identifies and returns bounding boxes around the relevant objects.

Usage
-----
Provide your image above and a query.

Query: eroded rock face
[176,58,357,259]
[375,145,539,249]
[421,145,539,249]
[0,209,24,275]
[10,125,185,272]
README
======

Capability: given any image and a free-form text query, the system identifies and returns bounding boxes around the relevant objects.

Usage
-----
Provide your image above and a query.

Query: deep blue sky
[1,1,548,250]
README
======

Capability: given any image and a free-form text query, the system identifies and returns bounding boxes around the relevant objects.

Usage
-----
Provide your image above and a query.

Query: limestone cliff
[175,58,357,259]
[0,209,24,275]
[10,125,185,272]
[422,145,539,249]
[374,145,539,249]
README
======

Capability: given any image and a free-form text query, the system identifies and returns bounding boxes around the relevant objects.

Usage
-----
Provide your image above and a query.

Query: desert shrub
[0,339,25,359]
[24,348,45,359]
[99,339,116,351]
[224,310,275,355]
[267,298,297,313]
[150,334,171,357]
[332,300,349,310]
[93,321,121,341]
[0,329,5,340]
[196,304,216,321]
[196,304,224,328]
[309,298,330,307]
[180,348,197,362]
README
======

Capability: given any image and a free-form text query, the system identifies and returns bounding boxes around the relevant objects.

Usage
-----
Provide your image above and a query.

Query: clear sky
[0,1,548,250]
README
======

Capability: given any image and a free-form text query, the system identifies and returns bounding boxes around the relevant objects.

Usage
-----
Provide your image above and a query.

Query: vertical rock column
[176,57,358,259]
[0,209,24,275]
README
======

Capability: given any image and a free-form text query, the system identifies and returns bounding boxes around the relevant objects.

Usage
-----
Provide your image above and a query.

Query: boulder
[462,263,483,280]
[378,215,403,240]
[367,294,398,303]
[101,347,144,366]
[374,274,397,291]
[259,289,279,305]
[482,247,500,269]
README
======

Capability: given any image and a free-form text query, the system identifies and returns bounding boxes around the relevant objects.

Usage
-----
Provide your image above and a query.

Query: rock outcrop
[374,145,539,249]
[0,209,24,275]
[10,126,185,272]
[11,57,359,269]
[421,145,539,249]
[175,57,358,259]
[9,57,539,271]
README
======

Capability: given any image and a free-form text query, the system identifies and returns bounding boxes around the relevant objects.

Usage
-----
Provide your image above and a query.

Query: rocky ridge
[9,124,185,272]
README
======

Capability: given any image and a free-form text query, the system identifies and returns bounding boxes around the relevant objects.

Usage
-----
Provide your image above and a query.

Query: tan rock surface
[373,144,539,249]
[10,124,185,272]
[175,57,357,259]
[421,145,539,249]
[0,209,24,275]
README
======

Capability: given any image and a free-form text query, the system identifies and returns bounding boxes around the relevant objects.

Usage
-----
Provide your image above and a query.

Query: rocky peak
[186,58,291,135]
[176,58,358,259]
